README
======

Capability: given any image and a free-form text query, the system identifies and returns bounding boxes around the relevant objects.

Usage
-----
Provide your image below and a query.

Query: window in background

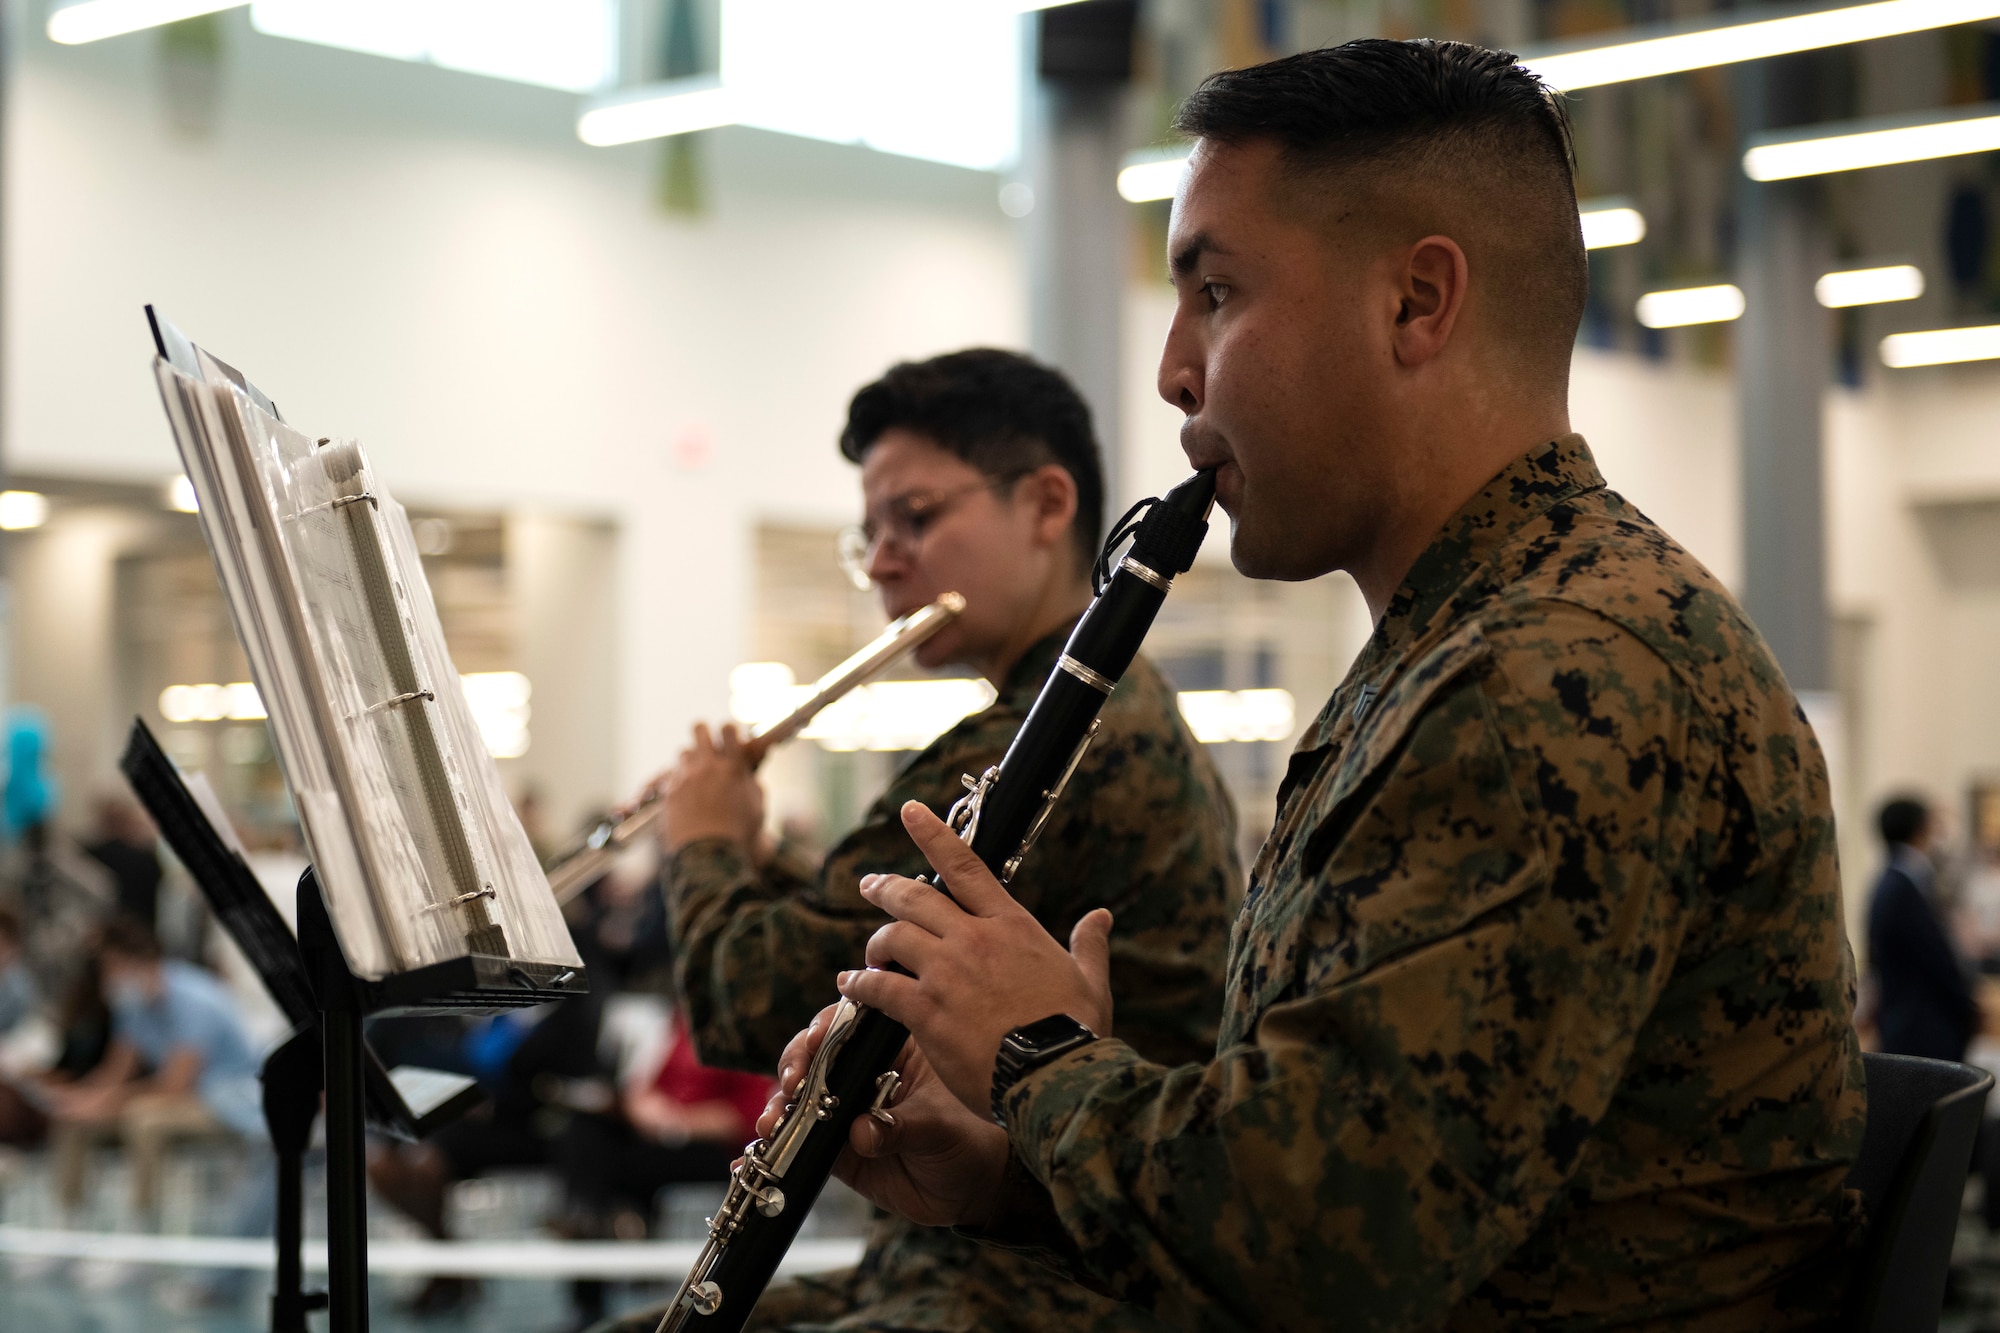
[249,0,618,94]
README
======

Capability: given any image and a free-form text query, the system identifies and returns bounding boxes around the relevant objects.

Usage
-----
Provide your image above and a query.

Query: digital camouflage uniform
[620,624,1241,1333]
[986,435,1868,1332]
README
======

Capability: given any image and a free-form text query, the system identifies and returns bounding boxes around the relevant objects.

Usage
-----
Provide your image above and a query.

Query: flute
[656,471,1217,1332]
[545,593,966,903]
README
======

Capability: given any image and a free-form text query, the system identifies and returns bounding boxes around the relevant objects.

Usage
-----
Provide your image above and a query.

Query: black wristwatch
[991,1014,1099,1127]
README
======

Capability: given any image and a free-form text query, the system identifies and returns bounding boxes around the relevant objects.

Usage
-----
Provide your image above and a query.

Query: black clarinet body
[658,470,1217,1333]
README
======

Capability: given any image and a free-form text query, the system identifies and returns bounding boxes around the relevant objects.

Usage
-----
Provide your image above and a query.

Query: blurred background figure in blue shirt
[42,916,261,1223]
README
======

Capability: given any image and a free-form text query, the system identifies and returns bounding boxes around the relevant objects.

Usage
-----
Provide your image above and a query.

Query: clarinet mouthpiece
[1128,469,1217,578]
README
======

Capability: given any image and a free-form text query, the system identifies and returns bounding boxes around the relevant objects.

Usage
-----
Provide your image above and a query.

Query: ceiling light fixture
[1521,0,2000,91]
[1580,199,1647,249]
[1743,103,2000,181]
[1815,264,1924,307]
[47,0,247,45]
[1117,150,1189,203]
[1636,283,1746,329]
[577,77,736,147]
[1880,324,2000,368]
[0,492,49,531]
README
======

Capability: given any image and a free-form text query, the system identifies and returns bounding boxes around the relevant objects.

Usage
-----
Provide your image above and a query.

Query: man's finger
[717,723,745,760]
[898,801,1014,917]
[860,872,966,937]
[839,966,926,1027]
[864,919,943,975]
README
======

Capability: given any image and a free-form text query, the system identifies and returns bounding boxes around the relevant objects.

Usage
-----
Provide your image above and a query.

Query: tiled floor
[0,1145,867,1333]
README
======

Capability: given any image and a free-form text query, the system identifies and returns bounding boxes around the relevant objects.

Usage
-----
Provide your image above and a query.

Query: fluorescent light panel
[1118,153,1187,203]
[1744,103,2000,180]
[1815,264,1923,307]
[578,0,1022,171]
[1880,324,2000,368]
[1636,283,1745,328]
[0,492,49,531]
[1523,0,2000,91]
[578,78,735,147]
[1579,200,1646,249]
[249,0,618,95]
[48,0,246,44]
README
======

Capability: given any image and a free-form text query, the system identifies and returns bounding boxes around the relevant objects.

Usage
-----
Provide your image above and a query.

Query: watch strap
[991,1013,1098,1127]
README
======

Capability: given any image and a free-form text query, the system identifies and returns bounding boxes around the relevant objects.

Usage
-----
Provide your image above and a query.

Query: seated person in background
[45,917,262,1221]
[368,989,602,1315]
[556,1010,774,1327]
[1868,794,1978,1062]
[0,907,35,1036]
[0,907,47,1144]
[83,795,164,931]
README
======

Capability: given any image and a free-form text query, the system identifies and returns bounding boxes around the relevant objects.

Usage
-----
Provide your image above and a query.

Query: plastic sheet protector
[149,316,582,979]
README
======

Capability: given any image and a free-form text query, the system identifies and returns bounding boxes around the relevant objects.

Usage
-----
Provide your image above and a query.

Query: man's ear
[1391,235,1468,369]
[1024,464,1079,550]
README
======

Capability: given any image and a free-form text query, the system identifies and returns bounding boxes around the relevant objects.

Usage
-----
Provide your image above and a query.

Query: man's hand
[836,801,1114,1117]
[654,723,765,855]
[761,1004,1011,1228]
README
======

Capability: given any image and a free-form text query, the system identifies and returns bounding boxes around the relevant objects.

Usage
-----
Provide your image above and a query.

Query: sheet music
[149,318,581,979]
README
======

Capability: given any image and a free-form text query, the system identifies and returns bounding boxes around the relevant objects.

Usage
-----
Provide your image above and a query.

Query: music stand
[120,719,506,1333]
[144,308,591,1333]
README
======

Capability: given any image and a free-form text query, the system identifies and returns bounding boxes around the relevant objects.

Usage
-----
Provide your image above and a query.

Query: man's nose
[1157,315,1203,414]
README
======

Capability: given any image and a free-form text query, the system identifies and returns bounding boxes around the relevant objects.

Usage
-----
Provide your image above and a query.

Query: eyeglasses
[836,471,1030,591]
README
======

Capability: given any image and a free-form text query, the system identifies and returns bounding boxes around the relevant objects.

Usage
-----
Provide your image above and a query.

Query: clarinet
[658,469,1218,1333]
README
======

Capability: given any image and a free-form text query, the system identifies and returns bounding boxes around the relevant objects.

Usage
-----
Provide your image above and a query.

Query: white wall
[6,12,1025,796]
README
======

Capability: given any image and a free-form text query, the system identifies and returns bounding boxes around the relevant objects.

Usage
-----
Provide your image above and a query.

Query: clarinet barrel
[657,470,1216,1333]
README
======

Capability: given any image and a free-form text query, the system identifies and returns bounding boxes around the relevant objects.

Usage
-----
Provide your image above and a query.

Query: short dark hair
[1878,797,1931,847]
[98,915,163,962]
[839,349,1105,565]
[1173,38,1587,382]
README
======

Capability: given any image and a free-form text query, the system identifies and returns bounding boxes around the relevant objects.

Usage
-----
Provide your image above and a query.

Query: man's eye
[1203,281,1230,309]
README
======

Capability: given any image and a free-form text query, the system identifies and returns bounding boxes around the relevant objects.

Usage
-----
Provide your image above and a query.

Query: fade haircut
[1173,39,1587,385]
[840,348,1105,566]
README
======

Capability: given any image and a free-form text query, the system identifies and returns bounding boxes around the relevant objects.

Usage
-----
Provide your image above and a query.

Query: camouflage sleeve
[668,726,1012,1073]
[991,607,1714,1329]
[672,658,1237,1075]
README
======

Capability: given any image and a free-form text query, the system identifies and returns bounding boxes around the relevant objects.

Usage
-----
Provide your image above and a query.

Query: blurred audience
[368,992,604,1314]
[0,907,34,1035]
[45,917,262,1220]
[555,1009,772,1327]
[1868,794,1979,1062]
[83,795,164,931]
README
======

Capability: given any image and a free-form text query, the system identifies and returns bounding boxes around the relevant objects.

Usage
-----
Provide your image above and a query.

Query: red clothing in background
[653,1013,775,1138]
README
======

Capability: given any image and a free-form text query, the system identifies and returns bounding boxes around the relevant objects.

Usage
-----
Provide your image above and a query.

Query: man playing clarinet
[606,349,1242,1332]
[781,40,1865,1331]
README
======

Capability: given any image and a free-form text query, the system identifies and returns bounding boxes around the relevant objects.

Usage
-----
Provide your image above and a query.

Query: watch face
[1013,1014,1090,1055]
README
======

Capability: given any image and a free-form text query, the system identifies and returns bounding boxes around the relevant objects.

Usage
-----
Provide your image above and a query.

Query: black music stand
[120,718,546,1333]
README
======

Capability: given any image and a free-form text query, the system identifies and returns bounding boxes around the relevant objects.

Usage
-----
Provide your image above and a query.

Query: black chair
[1845,1051,1993,1332]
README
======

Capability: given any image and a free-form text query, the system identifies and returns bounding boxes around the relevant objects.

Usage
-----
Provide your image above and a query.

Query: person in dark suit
[1868,796,1979,1062]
